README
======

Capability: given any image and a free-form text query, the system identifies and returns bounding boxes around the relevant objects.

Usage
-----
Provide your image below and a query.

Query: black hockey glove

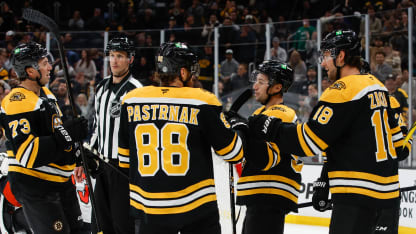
[63,117,88,142]
[83,150,104,178]
[224,111,249,132]
[248,114,282,142]
[312,178,332,212]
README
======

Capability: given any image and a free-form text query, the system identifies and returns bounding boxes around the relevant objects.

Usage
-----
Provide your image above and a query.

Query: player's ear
[180,67,187,82]
[129,56,134,64]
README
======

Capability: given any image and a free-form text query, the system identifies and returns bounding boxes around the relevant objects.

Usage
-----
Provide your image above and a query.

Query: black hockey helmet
[319,29,361,60]
[250,60,294,93]
[11,42,49,80]
[105,37,135,57]
[156,42,200,78]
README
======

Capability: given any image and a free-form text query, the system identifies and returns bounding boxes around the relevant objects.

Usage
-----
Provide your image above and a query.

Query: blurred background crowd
[0,0,415,141]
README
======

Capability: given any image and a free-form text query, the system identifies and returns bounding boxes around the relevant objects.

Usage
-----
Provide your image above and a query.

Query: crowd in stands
[0,0,415,124]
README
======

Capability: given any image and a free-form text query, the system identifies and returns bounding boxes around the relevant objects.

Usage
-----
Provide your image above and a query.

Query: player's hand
[73,166,84,183]
[312,178,332,212]
[224,111,248,132]
[248,114,282,141]
[83,149,104,178]
[63,117,88,142]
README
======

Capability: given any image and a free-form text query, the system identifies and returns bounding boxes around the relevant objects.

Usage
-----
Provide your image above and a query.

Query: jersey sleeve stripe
[26,137,39,168]
[8,164,74,182]
[393,139,404,148]
[215,133,237,156]
[119,162,130,168]
[304,123,328,150]
[263,142,280,171]
[328,171,399,184]
[296,124,314,156]
[16,135,34,162]
[330,179,399,192]
[225,146,244,163]
[237,188,299,203]
[118,147,130,156]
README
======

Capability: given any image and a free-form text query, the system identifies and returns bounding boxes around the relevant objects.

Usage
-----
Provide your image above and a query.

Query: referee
[74,36,143,234]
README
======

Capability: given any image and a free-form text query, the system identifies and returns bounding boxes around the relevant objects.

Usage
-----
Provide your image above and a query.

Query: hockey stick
[297,185,416,209]
[225,88,252,234]
[22,9,103,233]
[82,143,129,180]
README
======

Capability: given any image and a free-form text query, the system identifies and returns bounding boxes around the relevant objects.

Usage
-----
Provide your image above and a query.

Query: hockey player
[117,42,245,234]
[237,60,302,234]
[73,36,143,234]
[248,29,412,234]
[1,41,88,233]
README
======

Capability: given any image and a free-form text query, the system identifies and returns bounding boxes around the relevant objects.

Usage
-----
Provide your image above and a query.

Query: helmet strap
[333,57,345,80]
[262,85,282,105]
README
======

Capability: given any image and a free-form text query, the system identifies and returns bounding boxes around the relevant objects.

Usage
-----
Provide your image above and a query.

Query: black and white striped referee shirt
[89,73,143,160]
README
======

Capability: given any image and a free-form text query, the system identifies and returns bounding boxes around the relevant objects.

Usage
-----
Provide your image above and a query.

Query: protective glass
[249,70,268,85]
[190,62,200,78]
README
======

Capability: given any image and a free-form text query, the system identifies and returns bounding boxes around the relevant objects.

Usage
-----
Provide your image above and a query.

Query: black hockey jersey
[237,104,303,212]
[118,86,244,224]
[0,87,76,195]
[268,74,411,208]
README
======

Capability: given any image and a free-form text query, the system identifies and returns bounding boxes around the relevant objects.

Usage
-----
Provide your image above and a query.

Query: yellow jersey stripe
[216,133,237,156]
[48,163,76,171]
[26,137,39,168]
[8,166,70,183]
[226,146,244,162]
[119,162,130,168]
[297,124,314,156]
[394,139,404,148]
[328,171,398,184]
[238,188,298,203]
[263,142,280,171]
[15,135,34,162]
[304,123,328,150]
[239,175,301,190]
[118,147,130,156]
[330,187,399,199]
[130,194,216,215]
[129,179,215,199]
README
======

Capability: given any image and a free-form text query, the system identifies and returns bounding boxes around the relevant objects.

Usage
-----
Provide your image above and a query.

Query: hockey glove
[248,114,282,142]
[83,150,104,178]
[224,111,249,132]
[312,178,332,212]
[63,117,88,142]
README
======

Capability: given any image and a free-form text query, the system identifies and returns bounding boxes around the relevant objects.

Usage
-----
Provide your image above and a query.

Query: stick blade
[22,8,59,35]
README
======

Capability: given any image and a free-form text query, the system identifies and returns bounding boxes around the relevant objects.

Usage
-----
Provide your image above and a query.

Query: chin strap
[261,85,282,105]
[26,69,44,87]
[333,57,345,80]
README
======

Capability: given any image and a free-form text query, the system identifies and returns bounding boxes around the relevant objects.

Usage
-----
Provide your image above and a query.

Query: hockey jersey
[118,86,244,225]
[268,74,411,208]
[0,87,76,195]
[237,104,303,212]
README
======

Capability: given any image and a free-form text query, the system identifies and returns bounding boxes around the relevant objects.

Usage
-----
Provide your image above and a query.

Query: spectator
[292,19,316,59]
[201,13,219,44]
[372,51,393,82]
[166,16,180,42]
[264,37,287,62]
[75,49,97,81]
[385,73,408,122]
[0,2,14,32]
[219,16,238,54]
[198,45,215,91]
[236,24,256,63]
[76,92,94,121]
[7,68,19,88]
[296,65,318,95]
[321,77,332,91]
[168,0,185,26]
[288,50,307,92]
[0,50,9,81]
[187,0,204,26]
[0,30,16,49]
[305,31,319,66]
[370,37,385,69]
[220,49,239,92]
[85,8,105,30]
[229,63,249,91]
[298,83,318,122]
[368,7,382,34]
[68,10,84,30]
[385,50,401,75]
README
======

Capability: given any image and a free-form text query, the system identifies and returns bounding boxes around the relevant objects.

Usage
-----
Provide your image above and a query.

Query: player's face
[252,73,270,103]
[109,51,132,76]
[37,57,52,85]
[320,51,337,81]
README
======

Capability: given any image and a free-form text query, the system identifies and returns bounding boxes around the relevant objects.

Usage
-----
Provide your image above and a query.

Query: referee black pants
[329,202,399,234]
[91,163,133,234]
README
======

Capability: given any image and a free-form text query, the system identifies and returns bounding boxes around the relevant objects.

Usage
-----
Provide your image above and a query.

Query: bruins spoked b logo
[53,220,64,231]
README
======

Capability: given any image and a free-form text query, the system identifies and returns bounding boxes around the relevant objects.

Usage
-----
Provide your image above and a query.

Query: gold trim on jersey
[118,147,129,156]
[15,134,39,168]
[237,174,301,203]
[215,133,244,162]
[389,96,401,109]
[329,171,399,199]
[320,74,387,104]
[296,124,314,156]
[122,86,221,107]
[129,179,217,215]
[8,165,73,183]
[303,124,328,151]
[263,142,280,171]
[118,147,130,168]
